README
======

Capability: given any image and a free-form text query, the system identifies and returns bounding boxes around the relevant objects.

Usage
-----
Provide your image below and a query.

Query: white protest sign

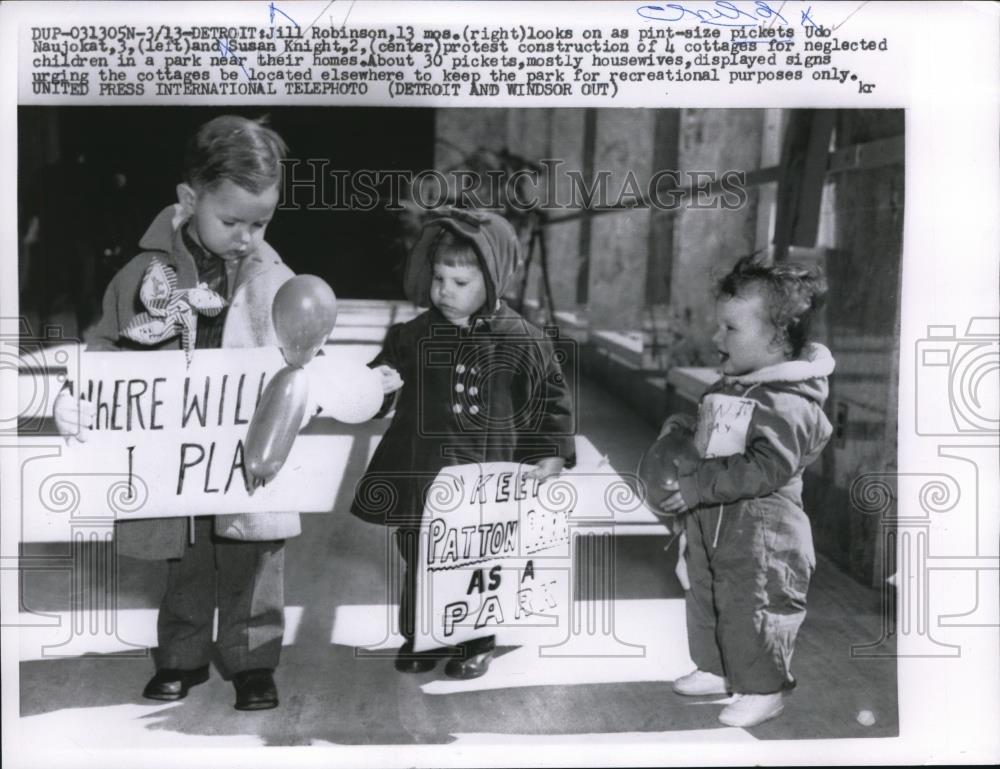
[413,462,575,653]
[693,392,757,459]
[17,347,358,540]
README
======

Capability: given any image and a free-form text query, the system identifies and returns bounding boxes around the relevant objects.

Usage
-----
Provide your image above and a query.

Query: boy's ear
[176,183,197,216]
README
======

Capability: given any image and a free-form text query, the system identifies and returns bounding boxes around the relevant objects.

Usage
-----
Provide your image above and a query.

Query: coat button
[455,383,465,393]
[452,404,463,414]
[468,386,478,396]
[456,364,466,374]
[469,405,480,415]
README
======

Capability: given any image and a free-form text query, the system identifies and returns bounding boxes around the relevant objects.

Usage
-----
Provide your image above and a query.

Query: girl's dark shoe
[394,641,438,673]
[444,650,494,680]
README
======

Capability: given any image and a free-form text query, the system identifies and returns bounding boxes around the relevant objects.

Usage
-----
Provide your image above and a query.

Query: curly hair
[717,254,828,359]
[182,114,288,194]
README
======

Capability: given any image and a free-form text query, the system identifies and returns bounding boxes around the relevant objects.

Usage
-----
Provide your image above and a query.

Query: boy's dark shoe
[232,668,278,710]
[142,665,210,701]
[444,650,494,680]
[394,641,438,674]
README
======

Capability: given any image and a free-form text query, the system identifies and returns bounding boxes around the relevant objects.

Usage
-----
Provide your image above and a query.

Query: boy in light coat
[56,115,300,710]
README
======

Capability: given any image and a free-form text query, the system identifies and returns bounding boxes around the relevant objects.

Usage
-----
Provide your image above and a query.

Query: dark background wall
[18,106,435,330]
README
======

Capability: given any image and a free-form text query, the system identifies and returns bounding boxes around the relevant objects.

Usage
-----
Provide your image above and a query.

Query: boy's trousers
[396,526,495,658]
[155,517,285,674]
[683,496,815,694]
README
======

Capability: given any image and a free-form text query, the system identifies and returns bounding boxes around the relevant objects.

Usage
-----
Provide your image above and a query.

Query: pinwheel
[122,257,227,364]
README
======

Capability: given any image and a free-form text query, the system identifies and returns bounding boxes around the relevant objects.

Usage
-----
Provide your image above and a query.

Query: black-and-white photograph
[2,2,997,768]
[15,103,903,745]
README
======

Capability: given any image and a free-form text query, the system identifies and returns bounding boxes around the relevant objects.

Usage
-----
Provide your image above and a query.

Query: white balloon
[307,355,383,424]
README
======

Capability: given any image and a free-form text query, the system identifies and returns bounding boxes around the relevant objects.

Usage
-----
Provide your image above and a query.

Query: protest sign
[17,346,353,540]
[412,462,574,652]
[693,393,758,458]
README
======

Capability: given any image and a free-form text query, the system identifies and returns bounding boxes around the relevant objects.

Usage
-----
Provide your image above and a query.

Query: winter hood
[721,342,836,406]
[403,208,522,312]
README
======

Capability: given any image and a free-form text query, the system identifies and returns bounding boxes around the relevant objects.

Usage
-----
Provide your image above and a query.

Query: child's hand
[653,475,689,519]
[373,365,403,395]
[659,488,689,515]
[53,389,95,444]
[525,457,565,484]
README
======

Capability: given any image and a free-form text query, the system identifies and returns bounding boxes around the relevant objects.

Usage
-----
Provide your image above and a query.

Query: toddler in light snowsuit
[659,255,835,728]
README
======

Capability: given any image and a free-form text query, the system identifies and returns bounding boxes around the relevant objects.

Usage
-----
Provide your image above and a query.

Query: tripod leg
[516,227,535,314]
[537,225,557,326]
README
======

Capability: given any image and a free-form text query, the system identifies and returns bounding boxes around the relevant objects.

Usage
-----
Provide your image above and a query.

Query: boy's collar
[169,203,187,231]
[139,205,185,254]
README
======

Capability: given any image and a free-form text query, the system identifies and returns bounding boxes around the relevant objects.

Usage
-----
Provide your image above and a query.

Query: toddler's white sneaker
[672,669,729,696]
[718,692,784,727]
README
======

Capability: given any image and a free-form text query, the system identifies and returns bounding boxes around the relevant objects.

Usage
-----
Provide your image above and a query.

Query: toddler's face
[430,261,487,327]
[712,291,787,376]
[180,179,279,260]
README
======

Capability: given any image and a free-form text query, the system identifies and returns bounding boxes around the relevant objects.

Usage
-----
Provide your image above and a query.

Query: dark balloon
[244,366,310,492]
[272,276,339,367]
[636,430,700,519]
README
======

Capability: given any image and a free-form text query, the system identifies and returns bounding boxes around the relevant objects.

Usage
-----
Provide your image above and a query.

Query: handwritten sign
[693,392,757,458]
[412,462,573,652]
[17,348,353,541]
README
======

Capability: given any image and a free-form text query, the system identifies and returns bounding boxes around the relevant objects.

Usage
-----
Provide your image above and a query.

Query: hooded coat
[351,210,576,526]
[676,342,835,511]
[86,205,302,559]
[675,342,836,694]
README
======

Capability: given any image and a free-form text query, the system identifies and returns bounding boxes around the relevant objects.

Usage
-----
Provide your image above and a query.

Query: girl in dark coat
[352,208,576,679]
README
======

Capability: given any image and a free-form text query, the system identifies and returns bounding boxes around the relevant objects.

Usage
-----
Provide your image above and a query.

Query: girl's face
[430,260,487,327]
[712,290,788,376]
[178,179,280,260]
